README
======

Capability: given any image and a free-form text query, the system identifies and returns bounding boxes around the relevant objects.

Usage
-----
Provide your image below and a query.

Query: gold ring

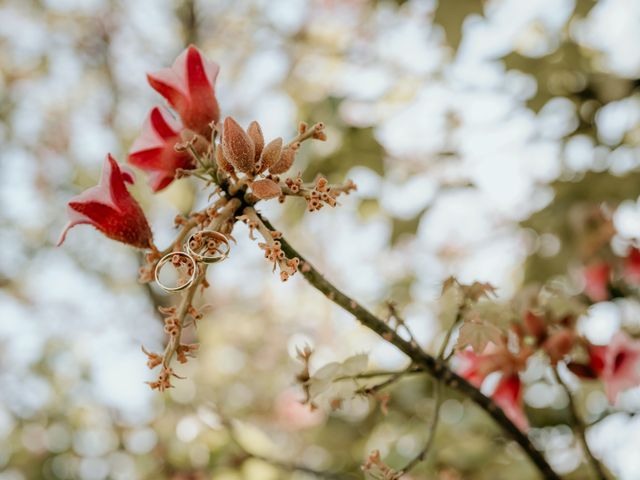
[185,230,231,264]
[154,251,197,293]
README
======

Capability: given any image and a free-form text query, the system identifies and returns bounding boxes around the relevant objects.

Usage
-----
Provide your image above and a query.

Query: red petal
[147,46,220,135]
[58,155,153,249]
[129,107,193,192]
[493,375,528,431]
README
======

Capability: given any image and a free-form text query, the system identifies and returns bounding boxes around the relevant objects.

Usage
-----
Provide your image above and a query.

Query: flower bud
[247,121,264,165]
[269,144,297,174]
[251,178,282,199]
[257,137,283,174]
[222,117,255,174]
[216,146,235,173]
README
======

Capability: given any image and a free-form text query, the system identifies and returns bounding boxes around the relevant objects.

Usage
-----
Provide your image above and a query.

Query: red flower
[587,332,640,403]
[58,154,154,249]
[624,247,640,285]
[457,349,491,388]
[457,348,528,431]
[583,262,611,302]
[493,375,528,431]
[147,45,220,135]
[128,107,193,192]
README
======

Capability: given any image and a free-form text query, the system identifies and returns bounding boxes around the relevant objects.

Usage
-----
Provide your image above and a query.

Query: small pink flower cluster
[457,307,640,432]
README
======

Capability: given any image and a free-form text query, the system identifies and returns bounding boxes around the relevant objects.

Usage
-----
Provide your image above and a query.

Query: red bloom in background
[583,262,611,302]
[457,349,491,388]
[624,247,640,285]
[493,375,528,431]
[129,107,193,192]
[457,348,528,431]
[58,154,154,249]
[587,332,640,403]
[147,45,220,135]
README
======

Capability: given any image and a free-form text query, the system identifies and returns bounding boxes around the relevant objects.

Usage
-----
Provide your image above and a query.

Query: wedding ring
[185,230,231,264]
[154,251,197,293]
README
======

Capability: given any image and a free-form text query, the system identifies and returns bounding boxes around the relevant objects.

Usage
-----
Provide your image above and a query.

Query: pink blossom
[58,154,153,249]
[129,106,194,192]
[588,332,640,403]
[457,349,528,431]
[147,45,220,135]
[493,374,528,431]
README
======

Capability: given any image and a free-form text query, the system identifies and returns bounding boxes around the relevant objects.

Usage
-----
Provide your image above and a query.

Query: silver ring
[185,230,231,264]
[154,251,197,293]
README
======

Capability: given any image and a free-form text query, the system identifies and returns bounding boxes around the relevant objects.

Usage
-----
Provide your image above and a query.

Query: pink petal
[493,375,528,431]
[603,332,640,403]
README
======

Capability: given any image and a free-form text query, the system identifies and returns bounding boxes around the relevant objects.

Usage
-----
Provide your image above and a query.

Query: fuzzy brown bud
[216,145,235,173]
[256,137,283,174]
[247,121,264,164]
[251,178,282,199]
[222,117,255,174]
[269,145,297,174]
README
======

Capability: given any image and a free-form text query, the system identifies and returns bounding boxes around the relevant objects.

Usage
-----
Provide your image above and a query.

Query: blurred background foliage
[1,0,640,479]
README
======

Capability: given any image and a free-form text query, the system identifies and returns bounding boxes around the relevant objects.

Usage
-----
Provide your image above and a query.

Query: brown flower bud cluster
[258,237,300,282]
[282,175,357,212]
[220,118,304,179]
[239,209,301,282]
[140,303,206,391]
[145,366,181,392]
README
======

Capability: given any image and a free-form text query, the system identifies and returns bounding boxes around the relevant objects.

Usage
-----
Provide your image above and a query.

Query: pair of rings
[154,230,231,293]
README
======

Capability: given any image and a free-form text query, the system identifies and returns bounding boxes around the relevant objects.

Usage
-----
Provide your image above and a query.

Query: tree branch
[256,213,560,480]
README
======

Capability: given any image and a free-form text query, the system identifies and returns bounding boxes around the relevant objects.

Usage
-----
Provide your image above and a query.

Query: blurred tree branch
[256,213,561,480]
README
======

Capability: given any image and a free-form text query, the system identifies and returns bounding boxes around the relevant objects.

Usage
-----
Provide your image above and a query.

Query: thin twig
[396,382,442,477]
[255,212,560,480]
[554,368,610,480]
[397,311,460,476]
[359,366,419,395]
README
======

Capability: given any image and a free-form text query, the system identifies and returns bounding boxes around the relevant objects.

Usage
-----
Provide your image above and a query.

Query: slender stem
[554,368,609,480]
[255,212,560,480]
[397,382,442,477]
[398,310,460,476]
[334,366,422,381]
[359,366,418,395]
[161,271,205,367]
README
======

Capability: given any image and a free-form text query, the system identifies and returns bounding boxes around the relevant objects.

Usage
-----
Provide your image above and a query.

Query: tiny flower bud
[222,117,255,174]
